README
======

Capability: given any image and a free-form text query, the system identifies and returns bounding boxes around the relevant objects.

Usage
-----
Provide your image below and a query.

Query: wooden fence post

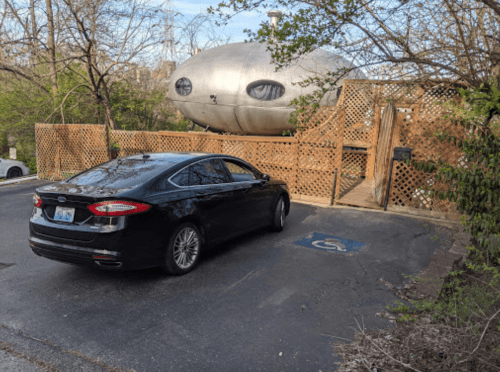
[105,124,111,161]
[333,108,345,202]
[366,105,381,179]
[54,126,62,180]
[293,138,300,195]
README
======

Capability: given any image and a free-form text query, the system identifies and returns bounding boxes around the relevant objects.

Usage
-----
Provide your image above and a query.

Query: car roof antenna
[140,150,150,159]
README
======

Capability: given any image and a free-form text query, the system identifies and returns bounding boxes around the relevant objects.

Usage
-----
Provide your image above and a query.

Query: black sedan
[29,152,290,275]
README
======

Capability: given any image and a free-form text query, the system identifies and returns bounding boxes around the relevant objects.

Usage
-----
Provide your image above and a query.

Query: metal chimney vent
[267,10,282,27]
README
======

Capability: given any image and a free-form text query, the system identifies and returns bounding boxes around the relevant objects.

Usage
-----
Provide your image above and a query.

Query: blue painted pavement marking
[294,232,365,253]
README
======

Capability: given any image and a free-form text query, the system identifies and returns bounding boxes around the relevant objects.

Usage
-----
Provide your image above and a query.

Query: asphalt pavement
[0,180,452,372]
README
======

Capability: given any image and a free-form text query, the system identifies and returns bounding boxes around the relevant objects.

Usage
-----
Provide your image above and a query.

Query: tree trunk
[29,0,38,59]
[102,99,117,130]
[45,0,58,95]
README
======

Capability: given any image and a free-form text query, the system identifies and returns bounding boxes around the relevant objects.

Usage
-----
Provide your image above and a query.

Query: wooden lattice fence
[34,80,467,217]
[338,80,461,182]
[35,107,345,205]
[386,113,465,215]
[294,107,345,202]
[35,124,109,180]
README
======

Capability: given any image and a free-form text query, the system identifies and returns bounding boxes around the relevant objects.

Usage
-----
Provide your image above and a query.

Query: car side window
[189,160,230,186]
[170,167,190,187]
[223,160,257,182]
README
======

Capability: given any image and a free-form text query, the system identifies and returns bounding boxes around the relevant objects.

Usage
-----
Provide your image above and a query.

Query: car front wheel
[162,222,201,275]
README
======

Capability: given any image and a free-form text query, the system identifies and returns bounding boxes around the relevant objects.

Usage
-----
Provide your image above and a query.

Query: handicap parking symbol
[312,238,346,252]
[295,232,365,253]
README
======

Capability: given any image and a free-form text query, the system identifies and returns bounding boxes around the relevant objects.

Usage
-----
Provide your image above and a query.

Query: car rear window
[68,158,177,188]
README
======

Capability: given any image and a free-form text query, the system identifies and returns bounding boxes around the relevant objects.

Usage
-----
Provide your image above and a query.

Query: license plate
[54,206,75,223]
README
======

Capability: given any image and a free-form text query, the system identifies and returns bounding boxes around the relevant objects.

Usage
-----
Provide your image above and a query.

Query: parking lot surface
[0,180,452,371]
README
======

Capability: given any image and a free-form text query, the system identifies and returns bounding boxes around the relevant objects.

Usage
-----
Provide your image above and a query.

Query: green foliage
[109,138,121,151]
[386,301,417,322]
[386,81,500,364]
[460,81,500,124]
[387,300,412,313]
[285,95,322,134]
[411,80,500,272]
[109,81,185,132]
[16,142,37,174]
[0,132,8,154]
[390,272,500,330]
[0,64,186,171]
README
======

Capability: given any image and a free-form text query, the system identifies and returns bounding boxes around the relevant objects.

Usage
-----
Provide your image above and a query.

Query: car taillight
[87,201,151,216]
[33,194,43,208]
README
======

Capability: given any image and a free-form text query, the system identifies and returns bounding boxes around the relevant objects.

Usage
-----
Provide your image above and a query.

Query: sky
[171,0,270,43]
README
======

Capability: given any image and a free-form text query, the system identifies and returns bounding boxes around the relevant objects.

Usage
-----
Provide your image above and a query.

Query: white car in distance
[0,157,30,179]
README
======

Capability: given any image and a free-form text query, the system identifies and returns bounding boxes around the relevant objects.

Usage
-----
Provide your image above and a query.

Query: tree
[0,0,165,129]
[210,0,500,92]
[55,0,165,128]
[0,0,56,95]
[174,12,232,63]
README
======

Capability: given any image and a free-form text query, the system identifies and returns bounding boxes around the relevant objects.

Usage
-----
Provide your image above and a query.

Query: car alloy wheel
[162,222,201,275]
[173,227,199,269]
[272,196,286,232]
[280,199,286,228]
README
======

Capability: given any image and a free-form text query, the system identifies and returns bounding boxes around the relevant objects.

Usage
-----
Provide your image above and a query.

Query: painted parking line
[294,232,366,253]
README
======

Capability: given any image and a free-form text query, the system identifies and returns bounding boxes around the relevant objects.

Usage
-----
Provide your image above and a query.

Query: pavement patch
[294,232,365,253]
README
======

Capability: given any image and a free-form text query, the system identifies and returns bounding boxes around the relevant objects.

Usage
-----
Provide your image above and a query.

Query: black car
[29,152,290,275]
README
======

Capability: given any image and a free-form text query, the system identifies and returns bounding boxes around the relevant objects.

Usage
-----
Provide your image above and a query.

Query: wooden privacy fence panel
[342,150,367,177]
[338,81,376,146]
[156,132,300,194]
[158,132,192,152]
[81,125,110,171]
[35,108,345,205]
[337,80,460,144]
[295,107,345,203]
[110,130,158,157]
[35,124,109,180]
[387,114,464,213]
[253,140,298,192]
[35,124,57,180]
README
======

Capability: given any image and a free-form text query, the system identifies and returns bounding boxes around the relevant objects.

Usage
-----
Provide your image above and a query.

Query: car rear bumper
[29,207,168,270]
[29,236,125,270]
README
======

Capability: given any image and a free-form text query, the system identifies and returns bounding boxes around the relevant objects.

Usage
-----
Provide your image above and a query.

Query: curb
[0,175,38,186]
[382,226,470,302]
[413,228,469,299]
[292,199,461,229]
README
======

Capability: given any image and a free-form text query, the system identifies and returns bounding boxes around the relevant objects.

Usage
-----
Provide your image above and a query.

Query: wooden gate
[372,103,397,205]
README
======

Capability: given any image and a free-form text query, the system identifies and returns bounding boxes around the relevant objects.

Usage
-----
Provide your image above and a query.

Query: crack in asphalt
[0,341,61,372]
[0,324,136,372]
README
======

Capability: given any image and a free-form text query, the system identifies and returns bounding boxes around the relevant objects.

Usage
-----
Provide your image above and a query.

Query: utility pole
[162,0,177,82]
[164,0,176,62]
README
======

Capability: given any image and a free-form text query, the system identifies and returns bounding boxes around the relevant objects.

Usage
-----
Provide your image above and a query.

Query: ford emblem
[58,196,66,203]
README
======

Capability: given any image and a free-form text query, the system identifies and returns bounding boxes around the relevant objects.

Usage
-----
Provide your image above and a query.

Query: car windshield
[68,158,178,188]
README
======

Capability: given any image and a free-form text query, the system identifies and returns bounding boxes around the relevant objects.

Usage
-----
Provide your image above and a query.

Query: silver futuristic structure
[169,42,365,135]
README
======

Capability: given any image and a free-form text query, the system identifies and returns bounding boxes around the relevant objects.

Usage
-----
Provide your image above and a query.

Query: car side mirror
[261,174,270,182]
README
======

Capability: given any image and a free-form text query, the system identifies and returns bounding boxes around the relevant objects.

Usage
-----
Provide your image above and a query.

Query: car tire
[271,196,286,232]
[6,167,22,179]
[162,222,201,275]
